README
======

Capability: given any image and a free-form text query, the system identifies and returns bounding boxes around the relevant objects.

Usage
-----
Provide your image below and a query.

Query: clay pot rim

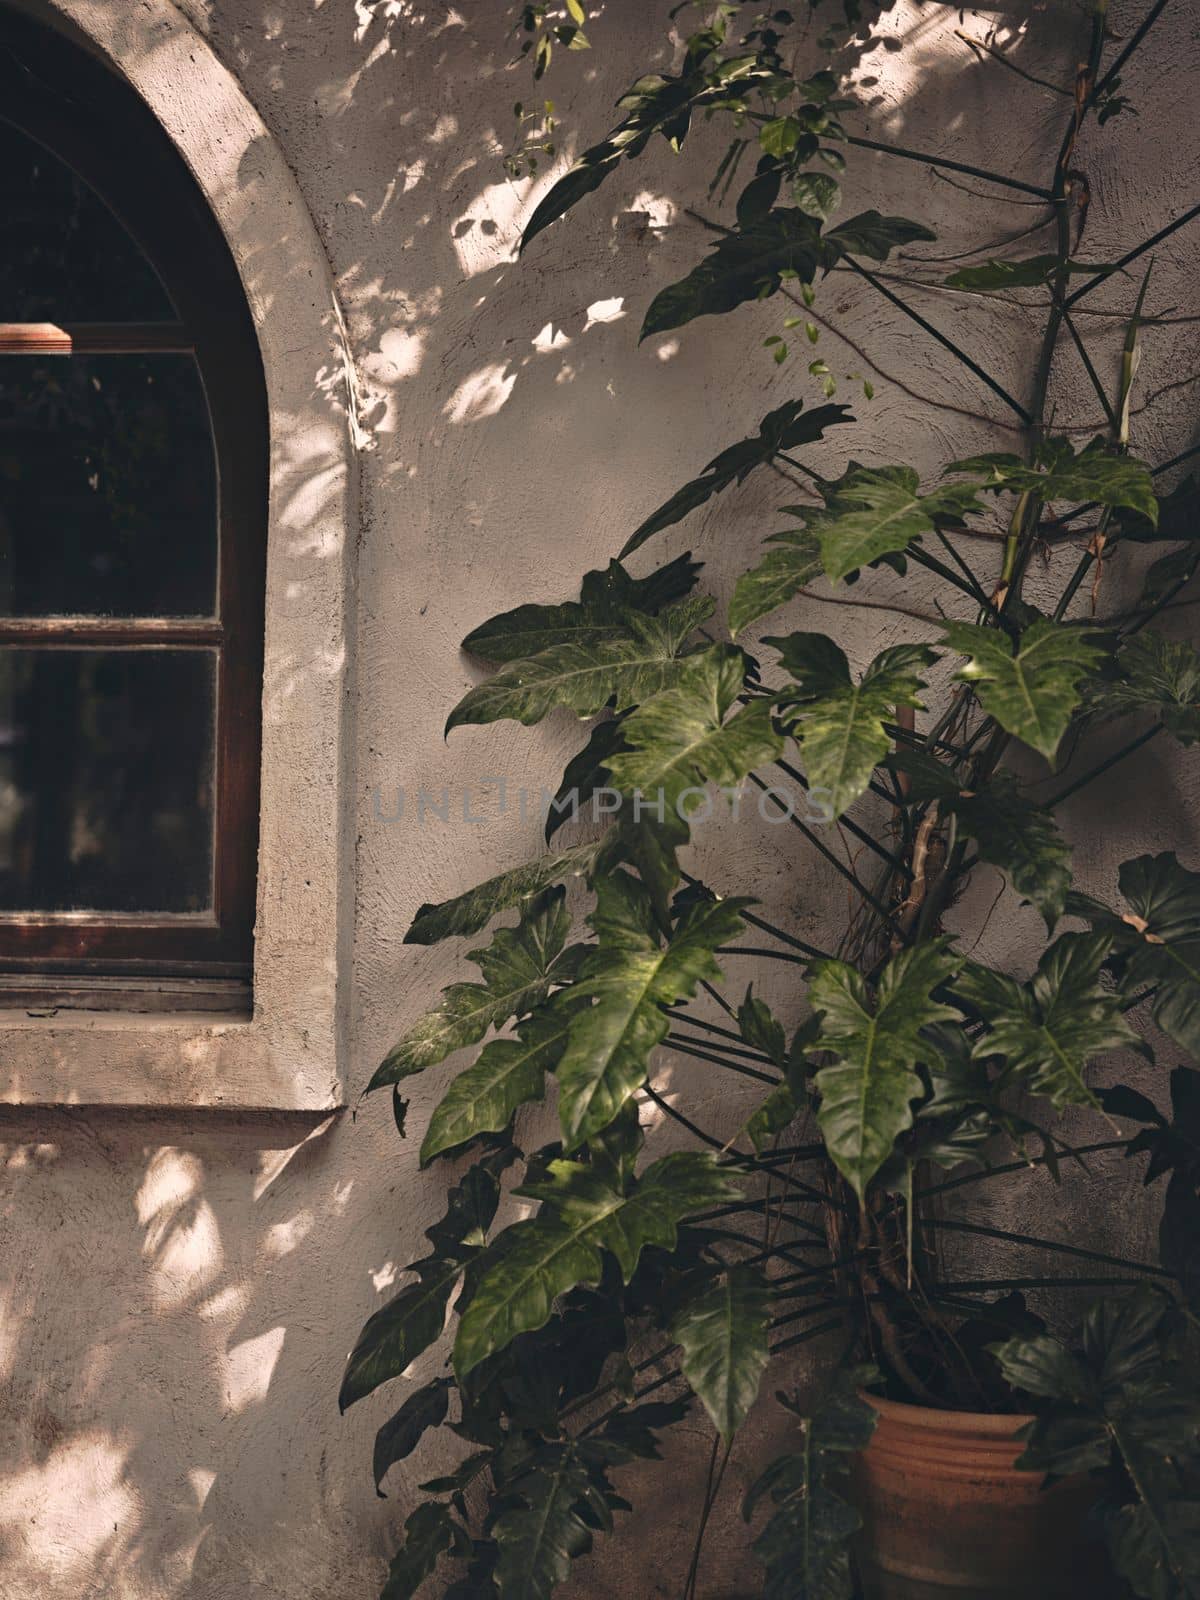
[861,1390,1034,1436]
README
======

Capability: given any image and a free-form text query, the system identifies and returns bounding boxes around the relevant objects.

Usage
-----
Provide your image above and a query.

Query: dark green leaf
[371,890,578,1091]
[949,436,1157,525]
[940,618,1106,760]
[671,1265,770,1442]
[744,1369,879,1600]
[945,255,1113,291]
[374,1378,452,1496]
[728,530,824,637]
[446,596,715,730]
[381,1503,470,1600]
[770,634,934,817]
[492,1442,599,1600]
[1093,633,1200,745]
[951,773,1072,929]
[957,933,1140,1111]
[810,939,963,1202]
[462,554,702,662]
[453,1151,738,1376]
[621,400,852,557]
[406,844,600,946]
[554,871,752,1148]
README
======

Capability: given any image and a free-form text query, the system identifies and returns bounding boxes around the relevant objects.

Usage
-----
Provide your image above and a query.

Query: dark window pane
[0,649,214,912]
[0,119,174,322]
[0,355,217,616]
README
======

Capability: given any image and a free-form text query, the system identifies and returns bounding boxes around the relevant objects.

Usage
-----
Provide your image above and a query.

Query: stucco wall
[1,2,1198,1596]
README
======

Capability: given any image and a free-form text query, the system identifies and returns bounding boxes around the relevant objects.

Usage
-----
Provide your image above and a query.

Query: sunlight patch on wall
[443,362,518,423]
[223,1326,287,1414]
[584,297,626,332]
[136,1149,224,1310]
[0,1431,138,1589]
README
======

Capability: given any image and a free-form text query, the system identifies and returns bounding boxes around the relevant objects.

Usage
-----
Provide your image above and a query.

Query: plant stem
[842,258,1035,424]
[924,1218,1171,1278]
[1064,199,1200,309]
[1045,722,1163,807]
[843,133,1053,199]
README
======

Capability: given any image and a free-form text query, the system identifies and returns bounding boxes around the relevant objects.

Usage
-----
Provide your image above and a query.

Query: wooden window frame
[0,14,267,1007]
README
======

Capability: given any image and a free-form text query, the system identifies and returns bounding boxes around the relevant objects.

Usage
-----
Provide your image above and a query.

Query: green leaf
[406,843,600,946]
[769,634,934,817]
[1120,472,1200,545]
[374,1378,452,1496]
[949,436,1158,525]
[820,210,937,262]
[446,595,714,730]
[940,618,1106,760]
[453,1151,738,1377]
[555,872,751,1149]
[729,530,824,636]
[744,1369,879,1600]
[605,646,784,836]
[791,171,840,221]
[671,1265,770,1442]
[809,939,963,1203]
[995,1288,1200,1600]
[641,210,932,339]
[381,1502,470,1600]
[621,400,852,558]
[956,933,1140,1110]
[462,554,702,662]
[371,890,578,1091]
[493,1442,599,1600]
[1072,852,1200,1059]
[420,1003,578,1164]
[341,1254,467,1412]
[340,1165,504,1409]
[1094,633,1200,746]
[786,464,984,584]
[945,255,1113,291]
[951,773,1072,930]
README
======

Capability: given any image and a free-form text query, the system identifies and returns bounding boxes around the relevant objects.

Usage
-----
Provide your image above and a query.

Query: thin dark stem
[719,944,812,968]
[917,1140,1127,1199]
[1045,723,1163,807]
[843,257,1034,424]
[843,133,1052,200]
[1091,0,1170,101]
[1061,309,1120,431]
[925,1218,1171,1279]
[1064,199,1200,309]
[666,1034,781,1085]
[745,771,897,922]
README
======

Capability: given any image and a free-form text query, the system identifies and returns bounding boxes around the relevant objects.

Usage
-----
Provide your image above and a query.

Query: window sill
[0,1004,343,1109]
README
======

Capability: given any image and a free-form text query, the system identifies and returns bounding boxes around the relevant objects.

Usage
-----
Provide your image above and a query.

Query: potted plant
[342,5,1200,1597]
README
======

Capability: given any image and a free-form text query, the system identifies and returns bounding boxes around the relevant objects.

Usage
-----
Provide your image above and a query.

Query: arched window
[0,9,267,1010]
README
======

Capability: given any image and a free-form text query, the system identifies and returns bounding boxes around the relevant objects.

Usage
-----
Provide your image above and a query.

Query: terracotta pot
[849,1394,1112,1600]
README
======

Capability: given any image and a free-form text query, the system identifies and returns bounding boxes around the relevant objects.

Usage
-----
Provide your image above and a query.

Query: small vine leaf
[446,595,715,731]
[621,399,853,557]
[940,618,1106,760]
[769,633,934,818]
[949,436,1158,525]
[1092,632,1200,746]
[1071,852,1200,1058]
[406,843,600,946]
[957,932,1141,1110]
[780,464,985,584]
[453,1151,737,1377]
[810,938,963,1203]
[371,889,578,1091]
[728,531,824,636]
[462,552,702,662]
[671,1265,771,1442]
[605,646,784,834]
[380,1502,471,1600]
[555,872,751,1150]
[374,1377,453,1496]
[791,170,841,221]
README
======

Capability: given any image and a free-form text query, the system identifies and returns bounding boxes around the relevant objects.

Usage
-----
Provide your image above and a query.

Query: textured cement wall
[1,1,1198,1596]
